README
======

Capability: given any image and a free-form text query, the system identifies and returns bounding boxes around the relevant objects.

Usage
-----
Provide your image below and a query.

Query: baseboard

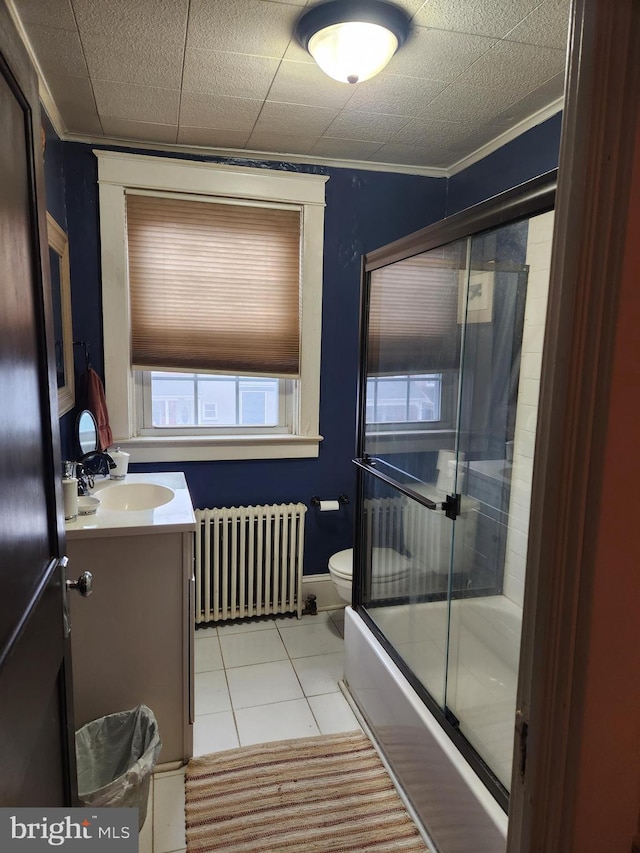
[302,572,345,611]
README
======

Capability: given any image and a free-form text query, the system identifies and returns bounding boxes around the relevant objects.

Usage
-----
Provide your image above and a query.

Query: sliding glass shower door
[355,190,555,804]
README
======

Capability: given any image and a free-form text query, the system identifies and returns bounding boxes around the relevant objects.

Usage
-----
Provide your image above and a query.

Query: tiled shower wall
[503,211,555,607]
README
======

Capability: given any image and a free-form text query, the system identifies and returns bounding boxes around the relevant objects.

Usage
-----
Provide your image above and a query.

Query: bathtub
[344,599,515,853]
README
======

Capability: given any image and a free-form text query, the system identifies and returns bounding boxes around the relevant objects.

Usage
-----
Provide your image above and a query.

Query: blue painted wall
[43,112,562,575]
[58,142,447,573]
[446,113,562,215]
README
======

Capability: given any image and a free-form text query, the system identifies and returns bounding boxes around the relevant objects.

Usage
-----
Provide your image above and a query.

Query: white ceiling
[9,0,570,172]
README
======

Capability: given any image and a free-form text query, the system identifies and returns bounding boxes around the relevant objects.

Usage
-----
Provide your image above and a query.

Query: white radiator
[363,495,477,599]
[194,503,307,624]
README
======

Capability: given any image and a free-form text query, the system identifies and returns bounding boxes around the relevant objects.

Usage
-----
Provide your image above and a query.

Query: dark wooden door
[0,5,77,805]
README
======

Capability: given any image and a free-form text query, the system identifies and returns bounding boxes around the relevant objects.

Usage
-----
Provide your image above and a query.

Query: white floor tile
[292,652,344,697]
[138,779,153,853]
[194,626,218,638]
[235,698,319,746]
[278,620,344,658]
[194,670,231,715]
[328,610,345,636]
[153,769,186,853]
[274,611,333,627]
[194,635,223,673]
[227,659,303,709]
[308,692,361,735]
[219,627,287,668]
[193,710,239,756]
[216,618,275,635]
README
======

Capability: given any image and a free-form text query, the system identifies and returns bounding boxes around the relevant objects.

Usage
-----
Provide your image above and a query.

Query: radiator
[363,495,477,599]
[194,503,307,624]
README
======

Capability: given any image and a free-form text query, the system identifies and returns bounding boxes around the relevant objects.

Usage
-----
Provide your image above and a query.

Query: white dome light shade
[295,1,411,85]
[308,21,399,84]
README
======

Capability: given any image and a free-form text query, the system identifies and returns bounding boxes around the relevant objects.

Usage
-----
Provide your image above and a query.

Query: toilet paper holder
[310,494,349,508]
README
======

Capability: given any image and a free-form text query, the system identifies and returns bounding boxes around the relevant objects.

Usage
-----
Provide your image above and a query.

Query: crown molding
[4,0,67,136]
[62,132,449,178]
[447,97,564,177]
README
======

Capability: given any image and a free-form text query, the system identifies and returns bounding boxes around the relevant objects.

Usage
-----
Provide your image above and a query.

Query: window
[96,152,327,462]
[366,374,442,424]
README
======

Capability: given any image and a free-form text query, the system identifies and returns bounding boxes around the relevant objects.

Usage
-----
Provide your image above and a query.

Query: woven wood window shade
[367,247,465,375]
[126,193,302,377]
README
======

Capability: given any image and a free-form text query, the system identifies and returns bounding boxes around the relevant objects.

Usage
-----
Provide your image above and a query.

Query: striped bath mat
[185,730,430,852]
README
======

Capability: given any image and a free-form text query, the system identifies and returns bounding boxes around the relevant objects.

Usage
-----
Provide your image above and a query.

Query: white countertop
[65,472,196,539]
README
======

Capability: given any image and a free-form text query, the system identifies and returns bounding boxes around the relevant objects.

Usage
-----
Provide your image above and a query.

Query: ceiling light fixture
[295,0,411,85]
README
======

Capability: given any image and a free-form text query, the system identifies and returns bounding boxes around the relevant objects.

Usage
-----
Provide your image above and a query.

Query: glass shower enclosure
[353,172,556,809]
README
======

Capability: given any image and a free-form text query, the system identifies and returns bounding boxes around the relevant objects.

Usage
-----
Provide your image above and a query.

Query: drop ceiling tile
[62,107,103,135]
[179,92,263,132]
[44,71,96,112]
[282,39,314,63]
[267,0,307,6]
[391,117,477,148]
[73,0,189,51]
[21,23,88,77]
[254,101,339,136]
[177,126,251,147]
[424,81,527,127]
[246,130,318,155]
[342,73,446,117]
[100,117,178,144]
[12,0,77,31]
[187,0,299,58]
[491,73,565,126]
[93,80,180,124]
[373,141,452,167]
[310,137,384,160]
[81,32,183,89]
[389,27,498,82]
[324,110,411,143]
[413,0,541,38]
[267,61,356,110]
[504,0,571,50]
[455,41,566,98]
[183,48,279,100]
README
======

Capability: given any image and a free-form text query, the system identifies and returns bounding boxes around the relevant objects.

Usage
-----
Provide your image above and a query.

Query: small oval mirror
[76,409,98,456]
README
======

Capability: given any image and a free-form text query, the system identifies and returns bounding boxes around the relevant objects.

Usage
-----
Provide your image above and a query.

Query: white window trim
[96,150,328,462]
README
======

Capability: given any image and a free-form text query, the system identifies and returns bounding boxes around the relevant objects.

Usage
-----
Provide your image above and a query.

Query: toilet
[328,547,413,603]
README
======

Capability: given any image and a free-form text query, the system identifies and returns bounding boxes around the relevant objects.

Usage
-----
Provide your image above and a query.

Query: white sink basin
[98,483,175,511]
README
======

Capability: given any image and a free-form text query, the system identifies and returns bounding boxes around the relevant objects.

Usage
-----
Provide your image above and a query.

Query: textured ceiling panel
[310,137,384,160]
[389,27,498,82]
[267,61,356,110]
[176,126,251,147]
[342,73,447,117]
[504,0,571,50]
[413,0,541,38]
[254,101,339,136]
[324,110,411,143]
[246,130,319,155]
[182,49,279,100]
[187,0,299,57]
[23,23,88,77]
[12,0,77,31]
[93,79,180,124]
[14,0,571,169]
[100,117,178,144]
[454,41,566,98]
[80,32,184,89]
[179,92,264,132]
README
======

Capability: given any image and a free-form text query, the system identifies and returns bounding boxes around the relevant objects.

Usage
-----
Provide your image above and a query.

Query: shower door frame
[352,169,557,811]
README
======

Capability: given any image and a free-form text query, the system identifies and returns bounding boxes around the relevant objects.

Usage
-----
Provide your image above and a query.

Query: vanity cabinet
[65,473,195,768]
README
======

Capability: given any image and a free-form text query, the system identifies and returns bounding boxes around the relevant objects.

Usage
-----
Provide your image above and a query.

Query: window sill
[115,433,323,463]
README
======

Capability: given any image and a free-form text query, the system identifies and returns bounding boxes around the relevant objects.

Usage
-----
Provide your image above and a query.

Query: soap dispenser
[61,460,78,521]
[109,447,130,480]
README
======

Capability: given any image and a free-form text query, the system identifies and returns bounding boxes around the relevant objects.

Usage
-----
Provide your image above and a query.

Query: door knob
[66,571,93,597]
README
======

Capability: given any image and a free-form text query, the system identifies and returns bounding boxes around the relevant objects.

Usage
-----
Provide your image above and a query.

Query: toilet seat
[328,547,412,580]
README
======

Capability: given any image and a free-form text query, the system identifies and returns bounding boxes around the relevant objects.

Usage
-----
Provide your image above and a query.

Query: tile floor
[143,608,361,853]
